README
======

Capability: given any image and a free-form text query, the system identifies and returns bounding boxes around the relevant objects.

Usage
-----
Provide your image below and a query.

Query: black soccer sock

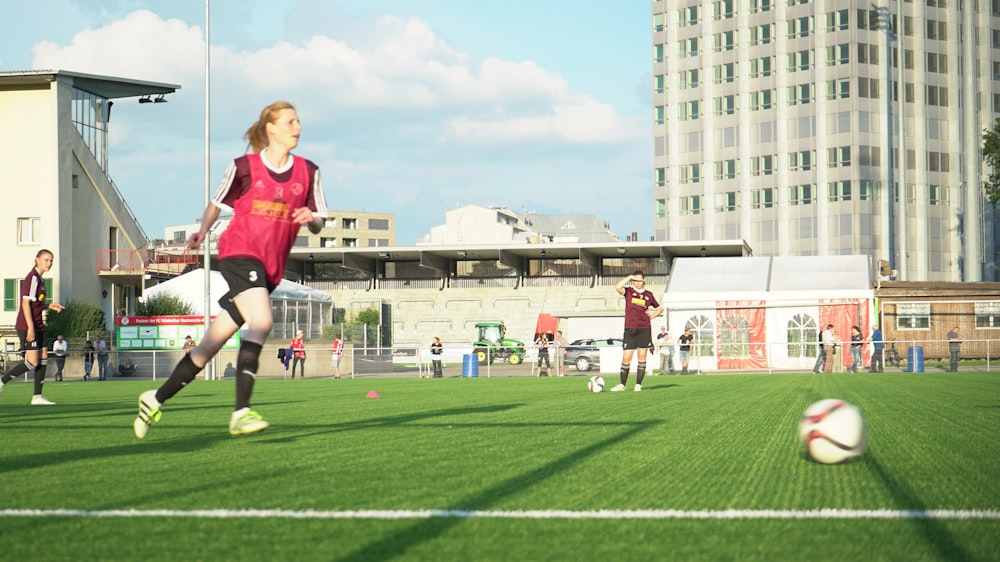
[236,341,262,411]
[33,361,47,395]
[155,353,203,403]
[636,361,647,385]
[2,360,30,384]
[619,364,630,386]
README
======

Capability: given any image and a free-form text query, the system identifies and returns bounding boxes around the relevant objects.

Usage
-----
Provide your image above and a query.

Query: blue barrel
[906,346,924,373]
[462,354,479,378]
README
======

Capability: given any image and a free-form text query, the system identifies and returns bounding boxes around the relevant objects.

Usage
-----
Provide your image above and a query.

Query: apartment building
[651,0,999,281]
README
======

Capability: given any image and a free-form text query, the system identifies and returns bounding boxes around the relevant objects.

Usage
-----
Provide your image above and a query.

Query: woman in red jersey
[134,101,328,439]
[0,249,64,405]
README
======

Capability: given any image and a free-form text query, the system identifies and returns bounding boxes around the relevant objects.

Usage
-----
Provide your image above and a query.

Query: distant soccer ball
[587,376,605,393]
[798,399,867,464]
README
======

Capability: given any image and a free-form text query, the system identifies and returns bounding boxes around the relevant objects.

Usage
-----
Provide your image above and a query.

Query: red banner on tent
[716,301,767,370]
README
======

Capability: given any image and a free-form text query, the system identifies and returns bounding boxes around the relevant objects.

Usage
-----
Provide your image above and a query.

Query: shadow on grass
[864,452,973,562]
[332,420,659,562]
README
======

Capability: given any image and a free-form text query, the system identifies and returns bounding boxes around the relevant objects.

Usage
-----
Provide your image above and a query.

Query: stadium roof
[286,239,752,277]
[0,70,179,99]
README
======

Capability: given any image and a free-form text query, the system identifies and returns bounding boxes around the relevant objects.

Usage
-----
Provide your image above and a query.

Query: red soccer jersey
[15,267,47,331]
[290,337,305,358]
[623,287,659,329]
[213,152,326,287]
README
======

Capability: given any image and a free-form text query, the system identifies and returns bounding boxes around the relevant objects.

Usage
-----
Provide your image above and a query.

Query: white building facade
[651,1,999,282]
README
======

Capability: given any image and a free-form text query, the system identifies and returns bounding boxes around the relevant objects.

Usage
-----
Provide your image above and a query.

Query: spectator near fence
[948,326,961,372]
[331,336,343,379]
[290,330,306,378]
[869,325,884,373]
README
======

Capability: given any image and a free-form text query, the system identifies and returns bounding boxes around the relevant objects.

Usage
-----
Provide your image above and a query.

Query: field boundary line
[1,509,998,520]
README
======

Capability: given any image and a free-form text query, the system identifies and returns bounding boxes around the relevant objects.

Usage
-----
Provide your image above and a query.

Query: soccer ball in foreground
[587,376,605,393]
[798,399,867,464]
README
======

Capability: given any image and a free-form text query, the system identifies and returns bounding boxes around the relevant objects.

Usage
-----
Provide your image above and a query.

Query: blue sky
[1,1,653,244]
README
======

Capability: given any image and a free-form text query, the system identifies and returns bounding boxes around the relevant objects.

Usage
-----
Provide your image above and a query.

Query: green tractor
[472,322,525,365]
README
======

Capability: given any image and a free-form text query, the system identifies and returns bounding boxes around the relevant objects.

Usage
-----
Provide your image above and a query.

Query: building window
[680,164,702,184]
[827,180,852,202]
[927,85,949,107]
[367,239,390,247]
[714,191,739,212]
[655,105,666,125]
[751,187,777,209]
[655,198,667,219]
[655,168,667,187]
[680,38,700,58]
[859,180,878,201]
[750,56,775,78]
[858,145,881,167]
[787,50,813,72]
[750,0,772,13]
[714,159,738,180]
[654,74,665,94]
[713,62,737,84]
[787,16,814,38]
[896,303,930,330]
[750,155,776,176]
[789,184,815,206]
[975,302,1000,328]
[368,218,390,230]
[858,43,879,64]
[342,218,358,230]
[654,43,665,63]
[750,89,775,110]
[17,217,41,245]
[826,9,848,31]
[827,146,851,168]
[342,238,358,248]
[713,30,737,52]
[653,12,666,33]
[787,314,819,359]
[788,150,815,171]
[826,43,849,66]
[679,101,700,121]
[321,237,337,248]
[787,83,814,105]
[749,24,773,46]
[826,78,850,100]
[680,69,700,89]
[679,6,700,27]
[858,77,880,99]
[713,94,738,116]
[713,0,735,20]
[679,195,702,216]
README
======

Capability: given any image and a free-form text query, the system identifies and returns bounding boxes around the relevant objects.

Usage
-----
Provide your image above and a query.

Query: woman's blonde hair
[244,101,296,153]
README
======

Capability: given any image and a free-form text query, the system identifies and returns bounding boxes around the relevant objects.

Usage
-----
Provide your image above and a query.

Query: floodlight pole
[203,0,213,379]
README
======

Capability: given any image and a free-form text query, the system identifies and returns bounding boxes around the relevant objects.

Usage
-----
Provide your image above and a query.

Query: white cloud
[27,8,650,243]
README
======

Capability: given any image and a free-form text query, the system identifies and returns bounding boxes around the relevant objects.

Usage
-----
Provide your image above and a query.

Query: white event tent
[662,255,876,372]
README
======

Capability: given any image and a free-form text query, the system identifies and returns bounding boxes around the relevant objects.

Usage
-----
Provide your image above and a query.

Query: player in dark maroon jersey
[610,270,663,392]
[0,249,65,405]
[134,101,327,439]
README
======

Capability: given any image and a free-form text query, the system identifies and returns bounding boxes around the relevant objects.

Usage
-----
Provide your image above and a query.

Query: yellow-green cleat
[134,390,162,439]
[229,408,269,437]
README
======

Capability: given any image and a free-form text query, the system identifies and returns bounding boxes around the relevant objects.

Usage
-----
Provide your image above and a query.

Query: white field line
[0,509,998,520]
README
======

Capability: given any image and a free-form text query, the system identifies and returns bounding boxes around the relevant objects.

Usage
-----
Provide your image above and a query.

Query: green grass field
[1,372,997,561]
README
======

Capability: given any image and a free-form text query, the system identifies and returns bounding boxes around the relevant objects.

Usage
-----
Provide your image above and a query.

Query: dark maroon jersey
[15,267,46,331]
[213,152,326,287]
[623,286,660,329]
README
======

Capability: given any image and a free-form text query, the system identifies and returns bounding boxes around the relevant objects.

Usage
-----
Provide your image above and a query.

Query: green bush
[136,292,194,316]
[44,300,106,339]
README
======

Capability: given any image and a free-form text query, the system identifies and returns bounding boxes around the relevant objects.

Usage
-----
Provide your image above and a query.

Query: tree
[982,118,1000,205]
[135,292,194,316]
[45,300,106,339]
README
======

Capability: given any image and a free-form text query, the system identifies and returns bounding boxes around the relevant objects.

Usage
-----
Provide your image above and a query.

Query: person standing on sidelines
[95,335,109,381]
[848,325,863,373]
[611,270,663,392]
[0,249,65,405]
[430,336,443,378]
[534,332,552,377]
[678,327,694,375]
[134,101,327,439]
[52,334,68,382]
[289,330,306,378]
[947,326,961,372]
[869,325,884,372]
[82,340,95,381]
[331,336,343,379]
[553,330,568,376]
[655,325,674,375]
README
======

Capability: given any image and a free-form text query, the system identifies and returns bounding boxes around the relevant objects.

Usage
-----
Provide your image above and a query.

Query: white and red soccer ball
[798,399,867,464]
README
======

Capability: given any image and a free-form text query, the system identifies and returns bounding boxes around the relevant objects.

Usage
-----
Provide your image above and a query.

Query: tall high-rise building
[651,0,999,281]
